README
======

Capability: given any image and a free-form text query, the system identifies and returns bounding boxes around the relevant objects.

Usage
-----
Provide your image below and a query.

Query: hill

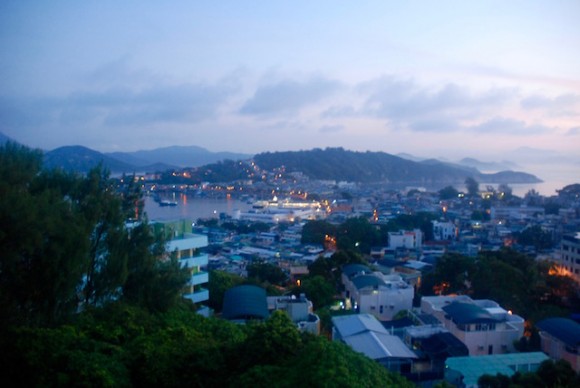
[106,146,252,168]
[42,145,252,173]
[43,145,137,173]
[253,148,541,184]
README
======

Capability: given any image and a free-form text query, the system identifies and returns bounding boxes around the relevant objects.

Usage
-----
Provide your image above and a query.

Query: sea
[144,164,579,222]
[144,195,253,223]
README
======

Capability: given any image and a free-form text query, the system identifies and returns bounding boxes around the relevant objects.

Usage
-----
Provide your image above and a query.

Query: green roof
[446,352,549,387]
[442,302,496,324]
[222,285,269,321]
[352,275,386,290]
[342,264,371,278]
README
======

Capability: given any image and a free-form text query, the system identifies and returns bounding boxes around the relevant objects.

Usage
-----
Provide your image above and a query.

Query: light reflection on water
[144,195,252,222]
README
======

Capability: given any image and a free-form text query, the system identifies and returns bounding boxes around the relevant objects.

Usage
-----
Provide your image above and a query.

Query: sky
[1,1,579,170]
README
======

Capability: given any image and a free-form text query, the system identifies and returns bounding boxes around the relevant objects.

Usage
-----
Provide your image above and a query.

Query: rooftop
[536,317,580,347]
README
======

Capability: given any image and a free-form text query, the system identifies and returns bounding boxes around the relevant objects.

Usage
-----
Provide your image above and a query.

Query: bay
[144,195,252,222]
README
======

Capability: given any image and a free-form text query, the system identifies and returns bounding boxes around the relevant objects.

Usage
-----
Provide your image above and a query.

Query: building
[558,233,580,283]
[388,229,423,250]
[332,314,417,374]
[432,220,457,241]
[445,352,549,388]
[342,264,414,321]
[536,317,580,373]
[163,220,210,315]
[490,206,544,222]
[404,325,469,380]
[267,294,320,334]
[421,295,524,356]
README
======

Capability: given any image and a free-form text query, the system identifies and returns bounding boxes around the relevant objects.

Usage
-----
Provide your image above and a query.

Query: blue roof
[352,275,386,290]
[442,302,497,324]
[222,285,269,321]
[537,318,580,346]
[342,263,371,278]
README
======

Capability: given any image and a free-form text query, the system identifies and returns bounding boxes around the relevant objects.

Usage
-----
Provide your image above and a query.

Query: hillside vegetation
[254,147,540,184]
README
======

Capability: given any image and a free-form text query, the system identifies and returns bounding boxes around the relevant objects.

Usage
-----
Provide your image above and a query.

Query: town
[129,162,580,387]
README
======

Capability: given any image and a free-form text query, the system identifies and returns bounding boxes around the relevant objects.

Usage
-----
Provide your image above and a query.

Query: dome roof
[222,285,269,321]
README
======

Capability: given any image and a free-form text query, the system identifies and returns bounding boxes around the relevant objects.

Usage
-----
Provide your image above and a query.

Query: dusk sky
[1,1,579,166]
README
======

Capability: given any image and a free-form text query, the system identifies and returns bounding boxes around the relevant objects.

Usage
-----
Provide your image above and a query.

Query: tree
[247,262,287,286]
[123,222,189,312]
[439,185,459,200]
[465,177,479,197]
[336,216,382,253]
[207,270,244,312]
[301,220,336,245]
[517,225,553,251]
[296,275,336,309]
[76,166,129,308]
[421,253,475,296]
[0,144,87,326]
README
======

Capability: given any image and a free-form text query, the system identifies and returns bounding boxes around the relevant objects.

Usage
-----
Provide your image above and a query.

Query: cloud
[318,125,344,133]
[240,76,341,116]
[2,80,236,131]
[520,93,580,117]
[408,118,462,132]
[566,126,580,136]
[468,117,551,135]
[359,77,515,122]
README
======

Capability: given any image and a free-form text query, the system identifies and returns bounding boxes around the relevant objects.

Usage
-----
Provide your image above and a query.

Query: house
[267,294,320,334]
[421,295,524,356]
[332,314,417,374]
[432,220,458,241]
[342,264,414,321]
[388,229,423,250]
[536,317,580,373]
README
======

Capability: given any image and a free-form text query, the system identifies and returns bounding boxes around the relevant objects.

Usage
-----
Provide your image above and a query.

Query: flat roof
[446,352,549,387]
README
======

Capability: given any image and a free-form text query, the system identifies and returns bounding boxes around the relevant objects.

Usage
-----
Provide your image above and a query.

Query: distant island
[0,133,541,185]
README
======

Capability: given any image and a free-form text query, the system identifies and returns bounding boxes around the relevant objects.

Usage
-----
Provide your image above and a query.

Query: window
[380,305,384,314]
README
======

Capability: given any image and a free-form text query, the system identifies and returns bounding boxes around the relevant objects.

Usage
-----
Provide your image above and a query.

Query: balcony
[167,234,208,251]
[190,271,209,286]
[181,254,209,268]
[184,288,209,304]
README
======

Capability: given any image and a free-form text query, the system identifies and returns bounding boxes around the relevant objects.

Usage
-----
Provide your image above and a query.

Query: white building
[558,232,580,284]
[342,264,414,321]
[267,294,320,334]
[432,221,457,241]
[388,229,422,250]
[167,232,210,315]
[421,295,524,356]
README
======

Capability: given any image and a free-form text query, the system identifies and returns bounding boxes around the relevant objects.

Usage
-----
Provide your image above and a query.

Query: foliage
[301,219,336,245]
[247,262,288,286]
[516,225,554,251]
[465,176,479,197]
[0,143,189,327]
[1,303,411,387]
[254,147,488,183]
[438,185,460,199]
[421,248,579,323]
[207,270,245,312]
[385,212,436,241]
